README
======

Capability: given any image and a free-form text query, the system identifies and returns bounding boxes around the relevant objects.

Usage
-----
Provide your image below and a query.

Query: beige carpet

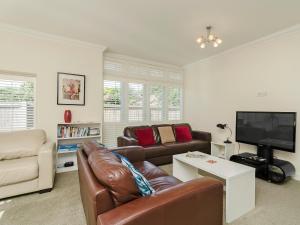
[1,166,300,225]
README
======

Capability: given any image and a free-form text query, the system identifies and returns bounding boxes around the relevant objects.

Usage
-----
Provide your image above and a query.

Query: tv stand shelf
[230,152,295,183]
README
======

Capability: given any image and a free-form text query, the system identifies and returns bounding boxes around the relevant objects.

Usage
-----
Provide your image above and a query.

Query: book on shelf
[57,126,100,138]
[58,143,80,153]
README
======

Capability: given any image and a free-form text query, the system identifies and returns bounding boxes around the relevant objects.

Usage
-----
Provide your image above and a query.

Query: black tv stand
[230,150,295,184]
[257,144,274,164]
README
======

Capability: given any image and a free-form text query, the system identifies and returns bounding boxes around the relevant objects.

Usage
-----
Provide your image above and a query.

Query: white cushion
[0,156,38,187]
[0,129,46,160]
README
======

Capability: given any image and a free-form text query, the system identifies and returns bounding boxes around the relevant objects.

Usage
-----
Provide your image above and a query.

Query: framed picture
[57,72,85,105]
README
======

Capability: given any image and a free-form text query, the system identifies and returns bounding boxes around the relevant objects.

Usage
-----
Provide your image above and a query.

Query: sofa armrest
[192,130,212,142]
[97,177,223,225]
[38,141,56,190]
[117,136,138,147]
[109,146,145,163]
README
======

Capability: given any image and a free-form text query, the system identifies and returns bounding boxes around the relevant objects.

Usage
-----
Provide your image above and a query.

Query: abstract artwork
[57,72,85,105]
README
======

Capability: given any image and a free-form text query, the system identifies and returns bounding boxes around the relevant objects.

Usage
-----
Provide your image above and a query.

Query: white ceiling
[0,0,300,66]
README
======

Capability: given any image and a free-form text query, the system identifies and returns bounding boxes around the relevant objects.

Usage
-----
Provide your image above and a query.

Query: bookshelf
[56,121,102,173]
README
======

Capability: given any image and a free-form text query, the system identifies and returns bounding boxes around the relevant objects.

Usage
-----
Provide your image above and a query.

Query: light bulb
[208,34,214,41]
[200,43,206,49]
[213,42,219,47]
[196,37,203,43]
[216,38,222,44]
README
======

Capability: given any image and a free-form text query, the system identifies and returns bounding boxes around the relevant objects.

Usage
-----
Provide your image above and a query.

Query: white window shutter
[103,55,184,147]
[0,76,35,131]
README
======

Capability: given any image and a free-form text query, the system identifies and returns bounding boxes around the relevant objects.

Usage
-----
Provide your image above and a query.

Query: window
[149,85,163,121]
[103,55,184,147]
[128,83,144,122]
[0,76,35,131]
[167,86,182,121]
[103,80,121,122]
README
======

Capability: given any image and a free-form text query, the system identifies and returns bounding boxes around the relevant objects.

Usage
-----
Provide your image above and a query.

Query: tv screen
[236,111,296,152]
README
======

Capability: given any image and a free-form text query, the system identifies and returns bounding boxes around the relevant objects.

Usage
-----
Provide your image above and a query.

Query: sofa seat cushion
[149,176,181,192]
[133,161,168,180]
[163,142,189,155]
[144,145,171,159]
[0,156,38,187]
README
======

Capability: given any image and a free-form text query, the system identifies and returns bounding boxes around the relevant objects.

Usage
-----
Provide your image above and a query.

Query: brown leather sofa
[77,142,223,225]
[118,123,211,165]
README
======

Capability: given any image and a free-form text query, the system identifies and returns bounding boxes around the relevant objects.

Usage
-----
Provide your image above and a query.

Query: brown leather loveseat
[118,123,211,165]
[77,141,223,225]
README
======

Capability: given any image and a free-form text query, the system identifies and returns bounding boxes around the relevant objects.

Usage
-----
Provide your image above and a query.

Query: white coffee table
[173,152,255,223]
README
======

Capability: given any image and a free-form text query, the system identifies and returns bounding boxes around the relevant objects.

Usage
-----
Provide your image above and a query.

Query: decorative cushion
[158,126,176,144]
[174,125,192,142]
[135,128,156,147]
[114,152,155,196]
[88,151,140,206]
[0,129,46,160]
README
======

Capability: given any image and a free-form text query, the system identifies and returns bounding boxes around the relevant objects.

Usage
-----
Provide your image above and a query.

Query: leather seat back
[0,129,46,160]
[123,125,151,139]
[88,150,140,206]
[77,150,115,225]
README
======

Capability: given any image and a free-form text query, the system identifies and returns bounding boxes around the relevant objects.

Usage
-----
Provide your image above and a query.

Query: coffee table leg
[226,170,255,223]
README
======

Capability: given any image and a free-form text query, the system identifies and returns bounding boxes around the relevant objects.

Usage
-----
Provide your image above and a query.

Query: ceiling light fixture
[196,26,222,49]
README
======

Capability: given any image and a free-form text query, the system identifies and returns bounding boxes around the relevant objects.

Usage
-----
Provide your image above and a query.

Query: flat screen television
[236,111,296,153]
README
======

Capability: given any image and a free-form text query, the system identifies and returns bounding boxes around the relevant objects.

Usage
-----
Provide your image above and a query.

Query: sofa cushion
[88,151,140,206]
[151,124,172,143]
[114,153,155,196]
[0,156,38,187]
[133,161,168,180]
[82,141,107,156]
[124,125,151,139]
[158,126,176,144]
[174,125,192,142]
[0,129,46,160]
[148,176,181,192]
[135,128,156,147]
[163,142,189,155]
[144,145,171,159]
[187,140,210,153]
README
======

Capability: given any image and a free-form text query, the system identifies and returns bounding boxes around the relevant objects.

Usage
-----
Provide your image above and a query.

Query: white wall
[0,27,105,141]
[184,26,300,180]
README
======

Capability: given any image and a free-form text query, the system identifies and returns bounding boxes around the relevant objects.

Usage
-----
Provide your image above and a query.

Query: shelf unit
[211,141,234,160]
[56,121,102,173]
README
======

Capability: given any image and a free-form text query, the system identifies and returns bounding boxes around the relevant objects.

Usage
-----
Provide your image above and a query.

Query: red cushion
[135,128,156,147]
[175,125,192,142]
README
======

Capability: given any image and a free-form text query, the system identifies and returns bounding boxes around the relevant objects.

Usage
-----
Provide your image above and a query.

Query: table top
[173,151,255,179]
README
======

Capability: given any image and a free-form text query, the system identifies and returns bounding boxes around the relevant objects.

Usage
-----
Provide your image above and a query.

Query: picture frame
[57,72,85,105]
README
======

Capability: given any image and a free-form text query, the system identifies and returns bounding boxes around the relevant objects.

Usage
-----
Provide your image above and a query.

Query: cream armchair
[0,129,56,199]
